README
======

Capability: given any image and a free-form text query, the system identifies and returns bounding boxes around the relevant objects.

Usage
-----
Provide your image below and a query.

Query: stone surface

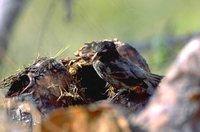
[133,39,200,132]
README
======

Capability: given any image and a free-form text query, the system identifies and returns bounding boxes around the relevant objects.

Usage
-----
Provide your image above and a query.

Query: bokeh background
[1,0,200,79]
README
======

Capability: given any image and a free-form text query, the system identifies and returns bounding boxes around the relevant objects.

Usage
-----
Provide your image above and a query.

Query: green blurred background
[1,0,200,79]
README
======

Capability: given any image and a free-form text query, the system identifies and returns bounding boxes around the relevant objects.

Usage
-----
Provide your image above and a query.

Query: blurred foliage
[1,0,200,78]
[152,40,170,67]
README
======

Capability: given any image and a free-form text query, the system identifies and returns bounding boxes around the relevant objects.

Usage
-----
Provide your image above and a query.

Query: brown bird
[91,41,163,97]
[75,39,150,72]
[117,43,151,72]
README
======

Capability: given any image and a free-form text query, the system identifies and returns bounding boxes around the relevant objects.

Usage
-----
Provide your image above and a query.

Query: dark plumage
[117,44,151,72]
[92,41,163,95]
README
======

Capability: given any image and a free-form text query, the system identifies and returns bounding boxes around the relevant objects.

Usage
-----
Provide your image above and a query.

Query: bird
[74,39,150,72]
[117,43,151,72]
[91,41,163,98]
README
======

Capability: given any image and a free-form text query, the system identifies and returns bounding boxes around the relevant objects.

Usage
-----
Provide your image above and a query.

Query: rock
[4,57,75,129]
[132,39,200,132]
[42,101,131,132]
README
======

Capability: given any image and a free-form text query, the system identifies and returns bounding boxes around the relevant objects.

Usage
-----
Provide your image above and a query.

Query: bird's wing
[108,58,146,86]
[109,59,137,79]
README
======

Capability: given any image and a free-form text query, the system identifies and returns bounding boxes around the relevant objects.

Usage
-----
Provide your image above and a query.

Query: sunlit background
[1,0,200,79]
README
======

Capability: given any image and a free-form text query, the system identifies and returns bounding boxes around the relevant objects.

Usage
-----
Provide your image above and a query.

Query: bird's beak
[91,52,101,62]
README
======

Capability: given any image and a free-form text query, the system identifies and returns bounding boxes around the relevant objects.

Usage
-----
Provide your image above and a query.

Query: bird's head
[91,41,119,62]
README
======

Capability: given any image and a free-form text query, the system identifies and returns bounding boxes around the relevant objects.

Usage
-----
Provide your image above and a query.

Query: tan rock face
[42,102,131,132]
[134,39,200,132]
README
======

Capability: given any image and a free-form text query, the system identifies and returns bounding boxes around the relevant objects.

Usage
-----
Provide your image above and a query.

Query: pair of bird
[91,41,163,98]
